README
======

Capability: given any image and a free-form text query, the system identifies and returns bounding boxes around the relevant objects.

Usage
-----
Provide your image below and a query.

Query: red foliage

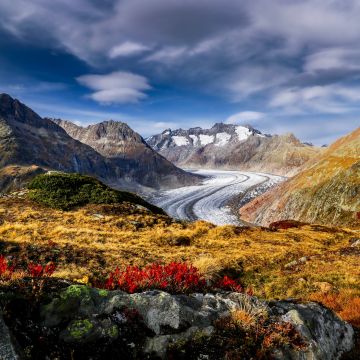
[105,262,246,295]
[28,262,56,278]
[105,262,207,293]
[269,220,306,230]
[0,255,15,278]
[216,276,243,292]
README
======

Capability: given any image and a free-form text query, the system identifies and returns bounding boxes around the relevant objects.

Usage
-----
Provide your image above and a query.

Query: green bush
[27,172,162,213]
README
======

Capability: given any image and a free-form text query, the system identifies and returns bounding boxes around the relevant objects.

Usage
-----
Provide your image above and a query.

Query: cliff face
[239,127,360,227]
[52,119,201,190]
[0,94,199,192]
[146,123,321,176]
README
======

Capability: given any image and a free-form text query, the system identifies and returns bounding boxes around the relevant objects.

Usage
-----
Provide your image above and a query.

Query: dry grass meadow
[0,197,359,327]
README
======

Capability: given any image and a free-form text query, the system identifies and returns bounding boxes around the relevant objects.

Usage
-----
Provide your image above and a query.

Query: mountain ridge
[51,118,201,190]
[0,93,199,192]
[147,123,322,176]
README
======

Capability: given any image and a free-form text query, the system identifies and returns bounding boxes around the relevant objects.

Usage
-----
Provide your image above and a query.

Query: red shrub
[105,262,246,295]
[28,262,56,278]
[0,255,15,279]
[105,262,206,293]
[216,276,243,292]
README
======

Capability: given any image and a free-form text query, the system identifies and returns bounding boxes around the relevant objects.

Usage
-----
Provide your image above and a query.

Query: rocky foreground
[0,284,355,359]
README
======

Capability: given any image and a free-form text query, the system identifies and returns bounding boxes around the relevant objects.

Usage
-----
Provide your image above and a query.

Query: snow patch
[172,136,189,146]
[235,126,252,141]
[189,134,199,146]
[215,132,231,146]
[199,134,214,146]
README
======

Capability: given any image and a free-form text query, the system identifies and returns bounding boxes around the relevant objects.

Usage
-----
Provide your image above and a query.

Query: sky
[0,0,359,145]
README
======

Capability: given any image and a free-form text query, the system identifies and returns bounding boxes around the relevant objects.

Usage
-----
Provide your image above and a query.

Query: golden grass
[0,198,359,326]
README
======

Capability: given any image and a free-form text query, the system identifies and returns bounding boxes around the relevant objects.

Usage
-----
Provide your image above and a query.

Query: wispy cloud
[269,85,360,114]
[108,41,149,58]
[76,71,151,104]
[226,111,265,124]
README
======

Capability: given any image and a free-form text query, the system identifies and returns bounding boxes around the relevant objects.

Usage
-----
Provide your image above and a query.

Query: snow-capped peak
[147,123,266,151]
[235,126,252,141]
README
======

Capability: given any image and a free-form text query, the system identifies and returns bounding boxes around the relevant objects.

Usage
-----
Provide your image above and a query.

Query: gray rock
[39,285,355,359]
[270,300,354,359]
[0,312,19,360]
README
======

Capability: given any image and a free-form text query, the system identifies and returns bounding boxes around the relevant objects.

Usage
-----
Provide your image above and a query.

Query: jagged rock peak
[51,118,145,145]
[0,94,64,132]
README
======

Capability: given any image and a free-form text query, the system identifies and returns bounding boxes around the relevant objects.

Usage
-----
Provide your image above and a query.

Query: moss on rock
[67,319,94,340]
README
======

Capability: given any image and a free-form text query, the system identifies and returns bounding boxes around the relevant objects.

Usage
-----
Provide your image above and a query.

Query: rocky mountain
[51,118,200,190]
[239,127,360,227]
[0,93,198,192]
[147,123,321,176]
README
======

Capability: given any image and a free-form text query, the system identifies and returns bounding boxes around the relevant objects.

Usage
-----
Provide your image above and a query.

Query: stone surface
[38,285,354,359]
[270,300,354,360]
[0,312,19,360]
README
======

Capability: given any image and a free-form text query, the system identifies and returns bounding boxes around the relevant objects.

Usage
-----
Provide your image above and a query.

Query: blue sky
[0,0,359,145]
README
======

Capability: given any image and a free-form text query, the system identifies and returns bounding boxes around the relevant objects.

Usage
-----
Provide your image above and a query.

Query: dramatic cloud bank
[0,0,359,142]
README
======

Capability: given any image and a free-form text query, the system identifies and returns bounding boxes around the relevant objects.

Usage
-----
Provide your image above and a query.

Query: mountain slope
[239,127,360,227]
[0,93,198,192]
[0,93,114,182]
[147,123,321,176]
[51,118,200,190]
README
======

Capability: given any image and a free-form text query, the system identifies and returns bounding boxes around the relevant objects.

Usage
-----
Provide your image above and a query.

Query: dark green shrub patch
[27,172,162,212]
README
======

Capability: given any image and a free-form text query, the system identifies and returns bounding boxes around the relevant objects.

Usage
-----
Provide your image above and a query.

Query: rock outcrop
[0,312,19,360]
[239,127,360,227]
[1,285,354,359]
[147,123,321,176]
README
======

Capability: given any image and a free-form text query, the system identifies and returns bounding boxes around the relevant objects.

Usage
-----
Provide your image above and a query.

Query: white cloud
[269,85,360,114]
[144,46,187,63]
[304,48,360,72]
[108,41,149,58]
[226,111,265,124]
[76,71,151,104]
[221,65,295,101]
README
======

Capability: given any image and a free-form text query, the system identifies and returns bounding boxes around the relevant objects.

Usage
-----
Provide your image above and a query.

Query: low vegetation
[27,172,162,213]
[0,173,359,331]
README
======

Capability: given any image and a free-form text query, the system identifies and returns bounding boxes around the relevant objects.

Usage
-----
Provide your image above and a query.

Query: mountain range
[50,118,199,190]
[0,93,199,192]
[147,123,322,176]
[239,127,360,227]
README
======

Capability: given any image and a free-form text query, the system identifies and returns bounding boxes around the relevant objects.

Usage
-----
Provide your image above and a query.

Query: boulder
[37,285,354,359]
[0,312,20,360]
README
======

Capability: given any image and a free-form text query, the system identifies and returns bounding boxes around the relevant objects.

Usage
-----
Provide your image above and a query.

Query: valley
[149,169,284,225]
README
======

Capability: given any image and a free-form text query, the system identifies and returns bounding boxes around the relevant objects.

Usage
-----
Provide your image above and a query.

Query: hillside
[0,93,113,184]
[52,118,199,190]
[147,123,321,176]
[0,186,359,329]
[239,127,360,227]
